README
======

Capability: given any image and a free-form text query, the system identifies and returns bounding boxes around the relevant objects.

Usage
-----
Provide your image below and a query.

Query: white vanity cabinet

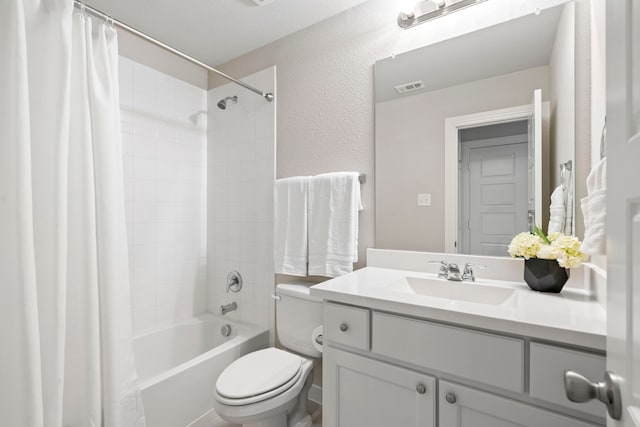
[322,302,605,427]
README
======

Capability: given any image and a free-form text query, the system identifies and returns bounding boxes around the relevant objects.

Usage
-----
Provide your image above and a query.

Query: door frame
[444,102,548,253]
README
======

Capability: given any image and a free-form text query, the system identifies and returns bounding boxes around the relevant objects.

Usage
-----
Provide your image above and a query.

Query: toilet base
[243,412,287,427]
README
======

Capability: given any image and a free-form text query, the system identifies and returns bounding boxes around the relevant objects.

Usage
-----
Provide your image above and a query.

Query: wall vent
[394,80,425,94]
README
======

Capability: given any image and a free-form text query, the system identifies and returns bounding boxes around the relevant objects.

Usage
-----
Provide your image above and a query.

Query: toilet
[213,283,323,427]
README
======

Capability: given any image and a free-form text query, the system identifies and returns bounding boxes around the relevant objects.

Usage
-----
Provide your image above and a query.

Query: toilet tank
[276,283,323,358]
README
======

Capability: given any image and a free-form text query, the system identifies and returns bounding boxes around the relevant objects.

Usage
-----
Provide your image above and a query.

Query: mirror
[374,2,577,256]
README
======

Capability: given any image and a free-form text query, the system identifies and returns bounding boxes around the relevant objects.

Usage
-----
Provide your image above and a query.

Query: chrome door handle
[564,370,622,420]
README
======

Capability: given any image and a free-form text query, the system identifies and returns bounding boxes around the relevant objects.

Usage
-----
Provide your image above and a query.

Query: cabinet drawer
[372,312,524,392]
[324,303,370,350]
[530,342,606,418]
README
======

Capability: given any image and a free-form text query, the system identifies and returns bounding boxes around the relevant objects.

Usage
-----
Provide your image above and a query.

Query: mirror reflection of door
[459,121,529,256]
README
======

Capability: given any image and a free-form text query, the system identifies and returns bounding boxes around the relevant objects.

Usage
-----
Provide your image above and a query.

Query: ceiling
[375,4,563,102]
[83,0,369,66]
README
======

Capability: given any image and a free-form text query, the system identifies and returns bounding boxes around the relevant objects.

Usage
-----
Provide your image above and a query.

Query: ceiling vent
[394,80,425,94]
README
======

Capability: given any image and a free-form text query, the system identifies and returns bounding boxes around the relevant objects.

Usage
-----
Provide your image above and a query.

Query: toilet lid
[216,348,302,400]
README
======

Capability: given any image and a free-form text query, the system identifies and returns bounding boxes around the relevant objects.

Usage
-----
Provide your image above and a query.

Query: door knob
[445,392,457,404]
[564,370,622,420]
[339,323,348,332]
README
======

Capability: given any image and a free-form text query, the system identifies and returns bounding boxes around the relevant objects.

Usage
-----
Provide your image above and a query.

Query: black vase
[523,258,569,293]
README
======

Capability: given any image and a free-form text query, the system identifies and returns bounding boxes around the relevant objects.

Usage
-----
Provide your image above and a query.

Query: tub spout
[220,302,237,316]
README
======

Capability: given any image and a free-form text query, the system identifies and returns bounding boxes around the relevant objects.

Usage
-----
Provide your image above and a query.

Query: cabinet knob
[416,384,426,394]
[445,392,457,404]
[339,323,348,332]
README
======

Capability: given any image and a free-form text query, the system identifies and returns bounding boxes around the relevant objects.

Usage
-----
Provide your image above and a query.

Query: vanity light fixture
[398,0,488,29]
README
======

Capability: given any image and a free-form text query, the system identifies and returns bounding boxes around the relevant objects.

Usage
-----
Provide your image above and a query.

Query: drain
[221,324,232,337]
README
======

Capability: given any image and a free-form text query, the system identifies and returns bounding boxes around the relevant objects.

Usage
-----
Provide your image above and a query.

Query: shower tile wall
[207,67,276,340]
[119,57,208,334]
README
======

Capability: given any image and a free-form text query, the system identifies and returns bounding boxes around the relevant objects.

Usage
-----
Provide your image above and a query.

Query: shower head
[217,96,238,110]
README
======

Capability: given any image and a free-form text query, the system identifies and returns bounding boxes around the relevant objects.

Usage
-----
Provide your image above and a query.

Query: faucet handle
[462,262,486,282]
[429,260,449,278]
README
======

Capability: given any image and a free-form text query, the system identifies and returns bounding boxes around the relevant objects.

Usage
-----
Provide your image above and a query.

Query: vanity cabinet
[322,302,605,427]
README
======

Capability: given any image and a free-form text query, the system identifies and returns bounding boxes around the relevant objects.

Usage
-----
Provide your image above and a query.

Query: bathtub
[134,315,269,427]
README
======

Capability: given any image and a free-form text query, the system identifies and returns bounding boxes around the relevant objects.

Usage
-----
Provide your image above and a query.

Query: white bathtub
[134,315,269,427]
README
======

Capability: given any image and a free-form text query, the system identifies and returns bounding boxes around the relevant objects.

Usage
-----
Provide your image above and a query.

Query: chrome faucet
[220,302,237,316]
[431,260,484,282]
[430,260,461,281]
[446,263,462,281]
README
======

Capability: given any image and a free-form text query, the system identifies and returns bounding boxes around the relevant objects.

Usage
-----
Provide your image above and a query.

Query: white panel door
[464,142,528,256]
[607,1,640,425]
[323,346,436,427]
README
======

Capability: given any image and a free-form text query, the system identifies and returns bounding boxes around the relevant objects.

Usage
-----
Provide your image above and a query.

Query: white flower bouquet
[508,226,588,269]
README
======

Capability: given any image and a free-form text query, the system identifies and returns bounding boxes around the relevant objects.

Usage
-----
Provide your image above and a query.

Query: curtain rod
[73,1,274,102]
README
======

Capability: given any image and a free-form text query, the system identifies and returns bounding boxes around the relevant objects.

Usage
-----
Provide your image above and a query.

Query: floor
[190,402,322,427]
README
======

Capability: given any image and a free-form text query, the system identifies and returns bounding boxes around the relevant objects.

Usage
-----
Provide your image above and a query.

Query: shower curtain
[0,1,145,426]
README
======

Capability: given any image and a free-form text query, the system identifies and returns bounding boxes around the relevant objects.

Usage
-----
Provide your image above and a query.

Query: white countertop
[310,265,607,350]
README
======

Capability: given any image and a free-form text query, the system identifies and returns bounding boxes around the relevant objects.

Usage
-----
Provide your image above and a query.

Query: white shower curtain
[0,1,145,426]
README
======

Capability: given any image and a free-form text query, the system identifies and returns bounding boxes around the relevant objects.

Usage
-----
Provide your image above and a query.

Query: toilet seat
[216,348,303,406]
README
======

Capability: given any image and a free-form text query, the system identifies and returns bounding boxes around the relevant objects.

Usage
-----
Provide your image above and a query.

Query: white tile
[125,201,134,223]
[132,308,156,334]
[121,110,134,134]
[134,157,156,181]
[156,202,177,222]
[134,223,156,245]
[119,59,134,109]
[156,222,176,243]
[253,243,271,265]
[134,116,156,139]
[133,287,156,310]
[157,243,177,265]
[133,134,157,159]
[121,133,134,157]
[132,244,156,269]
[133,200,156,223]
[131,267,157,289]
[134,179,157,202]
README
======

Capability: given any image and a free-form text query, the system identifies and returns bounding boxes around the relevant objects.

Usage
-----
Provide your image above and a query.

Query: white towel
[581,158,607,255]
[547,185,566,234]
[274,176,310,276]
[308,172,362,278]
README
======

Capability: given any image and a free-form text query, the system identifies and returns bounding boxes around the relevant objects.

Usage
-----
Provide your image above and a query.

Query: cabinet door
[323,346,436,427]
[439,381,599,427]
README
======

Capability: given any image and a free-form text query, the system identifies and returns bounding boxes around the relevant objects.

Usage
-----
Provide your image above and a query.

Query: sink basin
[389,276,515,306]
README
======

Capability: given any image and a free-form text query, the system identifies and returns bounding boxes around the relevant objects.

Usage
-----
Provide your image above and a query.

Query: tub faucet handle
[226,271,242,293]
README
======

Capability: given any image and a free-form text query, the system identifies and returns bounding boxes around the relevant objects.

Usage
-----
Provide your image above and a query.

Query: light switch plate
[417,193,431,207]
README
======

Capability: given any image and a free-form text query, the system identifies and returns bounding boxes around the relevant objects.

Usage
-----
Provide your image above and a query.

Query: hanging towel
[274,176,310,276]
[581,158,607,255]
[308,172,363,277]
[547,185,566,234]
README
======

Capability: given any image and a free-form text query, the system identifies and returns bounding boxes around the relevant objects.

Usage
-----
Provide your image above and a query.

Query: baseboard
[309,384,322,405]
